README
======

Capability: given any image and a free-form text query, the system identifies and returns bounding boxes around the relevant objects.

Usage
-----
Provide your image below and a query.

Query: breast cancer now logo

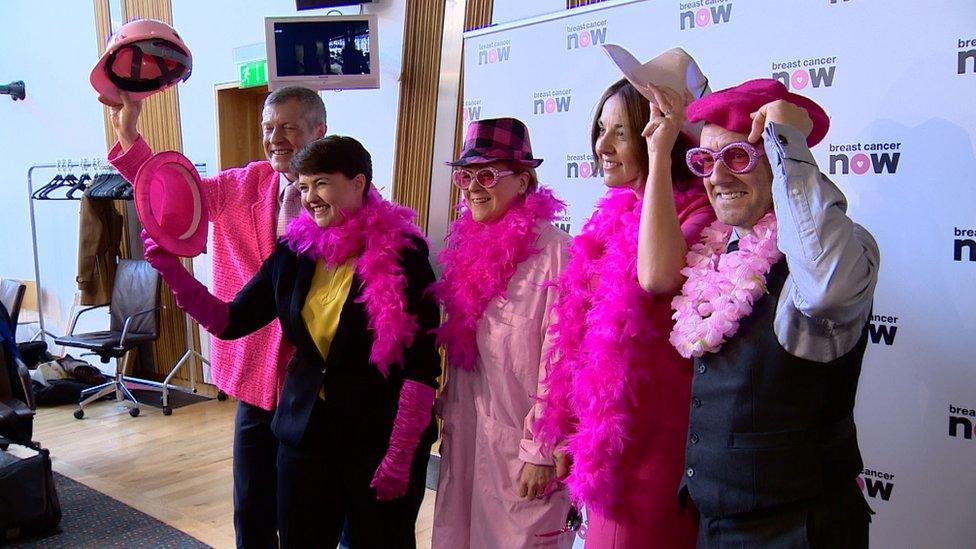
[555,215,572,233]
[772,56,837,91]
[958,38,976,74]
[566,154,603,179]
[868,314,898,346]
[477,40,511,65]
[948,403,976,440]
[857,468,894,502]
[954,226,976,262]
[566,20,608,50]
[679,1,733,30]
[461,100,482,123]
[533,89,572,115]
[827,142,901,175]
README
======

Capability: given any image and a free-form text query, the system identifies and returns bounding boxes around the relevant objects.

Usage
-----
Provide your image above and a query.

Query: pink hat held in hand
[601,45,712,138]
[134,151,209,258]
[90,18,192,107]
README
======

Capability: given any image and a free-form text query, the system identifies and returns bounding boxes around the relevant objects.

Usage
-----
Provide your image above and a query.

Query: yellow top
[301,258,355,364]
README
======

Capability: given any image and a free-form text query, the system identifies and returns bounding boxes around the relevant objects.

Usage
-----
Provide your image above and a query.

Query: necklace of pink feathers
[670,211,783,359]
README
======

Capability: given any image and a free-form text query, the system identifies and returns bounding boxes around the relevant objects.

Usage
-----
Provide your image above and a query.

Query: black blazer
[219,236,441,455]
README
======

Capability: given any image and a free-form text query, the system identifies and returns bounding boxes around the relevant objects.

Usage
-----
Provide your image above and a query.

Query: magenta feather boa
[281,187,425,376]
[536,187,665,515]
[431,187,564,370]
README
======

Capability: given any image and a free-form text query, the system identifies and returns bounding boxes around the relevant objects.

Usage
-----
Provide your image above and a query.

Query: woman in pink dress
[431,117,574,549]
[537,49,716,548]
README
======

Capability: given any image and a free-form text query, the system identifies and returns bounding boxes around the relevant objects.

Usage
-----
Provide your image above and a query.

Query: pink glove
[142,230,230,335]
[370,380,435,501]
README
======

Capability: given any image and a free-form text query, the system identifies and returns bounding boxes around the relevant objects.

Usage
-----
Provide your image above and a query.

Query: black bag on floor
[15,341,51,370]
[0,438,62,542]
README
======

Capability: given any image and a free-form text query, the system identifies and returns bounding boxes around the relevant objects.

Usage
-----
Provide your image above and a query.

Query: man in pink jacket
[106,86,326,548]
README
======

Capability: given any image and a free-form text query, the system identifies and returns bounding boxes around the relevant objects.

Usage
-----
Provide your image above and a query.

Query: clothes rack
[26,159,204,414]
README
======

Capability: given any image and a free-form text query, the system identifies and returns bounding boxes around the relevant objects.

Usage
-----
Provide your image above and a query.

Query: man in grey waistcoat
[671,78,880,548]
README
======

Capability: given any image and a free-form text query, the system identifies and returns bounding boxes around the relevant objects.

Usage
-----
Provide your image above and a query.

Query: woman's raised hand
[641,83,692,155]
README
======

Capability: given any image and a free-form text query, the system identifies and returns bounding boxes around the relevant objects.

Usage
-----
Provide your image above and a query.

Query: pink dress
[432,222,575,549]
[583,187,715,549]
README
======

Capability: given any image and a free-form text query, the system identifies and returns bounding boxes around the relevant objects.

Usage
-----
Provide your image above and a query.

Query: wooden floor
[19,397,436,548]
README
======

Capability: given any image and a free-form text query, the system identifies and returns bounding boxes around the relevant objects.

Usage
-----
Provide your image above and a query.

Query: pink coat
[110,136,292,410]
[432,221,575,549]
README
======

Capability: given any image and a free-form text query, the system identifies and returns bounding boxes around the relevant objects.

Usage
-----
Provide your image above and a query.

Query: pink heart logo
[851,153,870,175]
[696,8,711,27]
[580,162,592,178]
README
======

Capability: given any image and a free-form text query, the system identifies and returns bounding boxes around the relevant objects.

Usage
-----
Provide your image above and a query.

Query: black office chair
[54,260,160,419]
[0,338,34,449]
[0,279,26,329]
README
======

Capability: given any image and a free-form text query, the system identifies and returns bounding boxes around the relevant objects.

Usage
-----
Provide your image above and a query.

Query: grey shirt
[758,122,880,363]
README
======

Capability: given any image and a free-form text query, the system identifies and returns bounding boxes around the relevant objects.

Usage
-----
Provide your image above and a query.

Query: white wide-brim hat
[601,45,711,138]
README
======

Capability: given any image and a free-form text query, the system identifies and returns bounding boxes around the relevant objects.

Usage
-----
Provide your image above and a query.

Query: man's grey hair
[265,86,327,129]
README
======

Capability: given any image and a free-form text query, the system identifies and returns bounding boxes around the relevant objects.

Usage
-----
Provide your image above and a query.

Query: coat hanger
[87,174,117,199]
[58,173,78,199]
[36,161,82,200]
[104,174,133,200]
[32,161,65,199]
[66,161,93,199]
[66,174,91,199]
[31,174,61,199]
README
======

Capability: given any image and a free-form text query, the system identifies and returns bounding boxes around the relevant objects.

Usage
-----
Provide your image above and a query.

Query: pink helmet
[90,18,192,106]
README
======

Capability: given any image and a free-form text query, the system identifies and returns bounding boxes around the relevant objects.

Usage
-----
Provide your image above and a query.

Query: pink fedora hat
[134,151,209,257]
[90,18,192,107]
[448,117,543,167]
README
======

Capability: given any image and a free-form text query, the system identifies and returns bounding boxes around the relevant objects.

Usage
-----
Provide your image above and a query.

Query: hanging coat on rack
[76,195,122,305]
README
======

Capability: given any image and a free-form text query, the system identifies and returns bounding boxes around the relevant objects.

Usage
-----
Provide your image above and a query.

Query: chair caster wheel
[162,406,173,416]
[74,409,85,420]
[217,391,227,401]
[129,407,140,417]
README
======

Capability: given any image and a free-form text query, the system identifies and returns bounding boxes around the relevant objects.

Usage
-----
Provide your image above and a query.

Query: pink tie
[277,183,302,237]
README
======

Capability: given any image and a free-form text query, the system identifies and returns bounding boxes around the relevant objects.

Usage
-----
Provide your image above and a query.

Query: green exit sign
[239,59,268,88]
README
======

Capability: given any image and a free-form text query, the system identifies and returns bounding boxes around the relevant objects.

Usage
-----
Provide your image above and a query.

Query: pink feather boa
[536,187,667,515]
[281,187,426,376]
[431,187,565,369]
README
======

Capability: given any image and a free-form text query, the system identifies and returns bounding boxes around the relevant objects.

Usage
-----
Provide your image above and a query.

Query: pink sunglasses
[685,141,765,177]
[451,167,516,190]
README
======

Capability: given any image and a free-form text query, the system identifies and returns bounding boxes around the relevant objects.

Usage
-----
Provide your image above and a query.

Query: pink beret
[686,78,830,147]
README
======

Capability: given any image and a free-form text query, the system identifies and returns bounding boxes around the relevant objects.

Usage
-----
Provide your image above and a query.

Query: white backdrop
[462,1,976,547]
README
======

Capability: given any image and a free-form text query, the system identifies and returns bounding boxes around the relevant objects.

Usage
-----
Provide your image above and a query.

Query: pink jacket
[432,221,574,549]
[110,136,292,410]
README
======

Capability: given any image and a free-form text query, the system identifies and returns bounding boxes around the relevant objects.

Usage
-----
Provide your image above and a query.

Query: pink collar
[282,188,426,376]
[670,212,782,358]
[432,187,564,370]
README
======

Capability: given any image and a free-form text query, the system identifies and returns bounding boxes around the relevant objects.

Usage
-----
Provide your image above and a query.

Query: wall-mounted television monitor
[296,0,374,9]
[265,14,379,91]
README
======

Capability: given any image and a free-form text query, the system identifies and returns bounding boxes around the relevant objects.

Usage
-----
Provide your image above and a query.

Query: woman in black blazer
[144,136,441,548]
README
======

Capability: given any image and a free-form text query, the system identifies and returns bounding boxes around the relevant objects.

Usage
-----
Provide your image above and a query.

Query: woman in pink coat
[431,118,574,549]
[537,49,716,548]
